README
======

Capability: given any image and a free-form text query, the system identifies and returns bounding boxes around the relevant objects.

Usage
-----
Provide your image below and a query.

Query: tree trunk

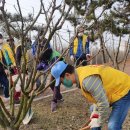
[113,59,119,70]
[99,35,106,63]
[7,126,19,130]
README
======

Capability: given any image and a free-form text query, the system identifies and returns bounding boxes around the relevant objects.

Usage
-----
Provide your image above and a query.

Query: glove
[70,55,74,61]
[5,69,9,76]
[86,54,91,60]
[37,62,47,71]
[79,115,101,130]
[89,109,101,128]
[88,118,101,128]
[86,53,90,57]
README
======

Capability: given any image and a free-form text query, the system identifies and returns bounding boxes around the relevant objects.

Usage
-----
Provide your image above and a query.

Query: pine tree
[65,0,130,65]
[0,12,42,38]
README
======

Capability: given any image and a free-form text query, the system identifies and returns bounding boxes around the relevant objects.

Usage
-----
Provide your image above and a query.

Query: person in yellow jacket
[0,34,16,67]
[51,61,130,130]
[69,25,90,66]
[0,34,16,76]
[15,38,32,72]
[0,34,16,102]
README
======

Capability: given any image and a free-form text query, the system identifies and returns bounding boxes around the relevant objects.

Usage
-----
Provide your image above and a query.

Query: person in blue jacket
[32,30,51,56]
[70,25,90,66]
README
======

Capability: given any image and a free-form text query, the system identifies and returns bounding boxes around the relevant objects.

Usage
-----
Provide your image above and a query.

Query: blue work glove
[37,62,48,71]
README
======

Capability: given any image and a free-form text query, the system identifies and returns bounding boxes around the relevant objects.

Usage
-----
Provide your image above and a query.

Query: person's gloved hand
[5,69,9,76]
[89,110,101,128]
[70,55,74,61]
[89,114,101,128]
[80,104,101,130]
[79,112,101,130]
[86,54,91,60]
[37,62,47,71]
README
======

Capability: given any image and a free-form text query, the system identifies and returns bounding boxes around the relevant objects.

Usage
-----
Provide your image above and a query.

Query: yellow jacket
[0,43,16,66]
[73,34,88,54]
[76,65,130,104]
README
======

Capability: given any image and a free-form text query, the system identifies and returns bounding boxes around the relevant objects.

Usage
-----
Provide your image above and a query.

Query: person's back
[1,42,16,66]
[15,41,34,74]
[76,65,130,104]
[37,48,63,71]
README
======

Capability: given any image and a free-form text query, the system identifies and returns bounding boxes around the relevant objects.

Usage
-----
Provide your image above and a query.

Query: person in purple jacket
[37,48,65,112]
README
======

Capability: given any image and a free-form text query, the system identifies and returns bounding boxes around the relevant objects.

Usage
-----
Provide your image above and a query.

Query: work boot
[51,101,57,112]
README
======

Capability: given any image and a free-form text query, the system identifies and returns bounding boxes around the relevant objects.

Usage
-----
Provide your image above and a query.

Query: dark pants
[50,75,62,103]
[75,54,87,66]
[92,128,101,130]
[0,74,9,98]
[36,78,41,88]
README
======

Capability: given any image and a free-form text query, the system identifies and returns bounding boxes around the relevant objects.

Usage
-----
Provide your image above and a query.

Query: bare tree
[104,24,130,70]
[0,0,73,130]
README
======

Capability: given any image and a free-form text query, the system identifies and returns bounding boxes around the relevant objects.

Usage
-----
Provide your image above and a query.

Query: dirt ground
[1,60,130,130]
[20,89,88,130]
[19,60,130,130]
[19,89,130,130]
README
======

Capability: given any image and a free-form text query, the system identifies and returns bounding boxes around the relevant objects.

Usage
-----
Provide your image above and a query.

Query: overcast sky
[2,0,129,48]
[3,0,74,47]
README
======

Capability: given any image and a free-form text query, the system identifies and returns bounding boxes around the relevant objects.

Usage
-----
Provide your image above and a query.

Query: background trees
[65,0,130,69]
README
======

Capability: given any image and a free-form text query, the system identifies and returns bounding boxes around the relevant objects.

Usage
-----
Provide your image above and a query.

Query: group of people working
[0,24,130,130]
[37,25,130,130]
[49,25,130,130]
[0,33,32,102]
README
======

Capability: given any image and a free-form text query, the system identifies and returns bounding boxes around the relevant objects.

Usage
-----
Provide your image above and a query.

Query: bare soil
[19,89,130,130]
[20,89,89,130]
[1,60,130,130]
[19,60,130,130]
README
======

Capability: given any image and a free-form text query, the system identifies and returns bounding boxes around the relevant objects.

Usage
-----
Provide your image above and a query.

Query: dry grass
[19,89,130,130]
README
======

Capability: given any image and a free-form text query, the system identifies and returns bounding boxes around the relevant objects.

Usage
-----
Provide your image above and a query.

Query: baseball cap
[51,61,68,86]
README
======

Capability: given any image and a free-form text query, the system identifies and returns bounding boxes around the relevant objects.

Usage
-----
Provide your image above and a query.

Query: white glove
[70,55,74,61]
[89,104,101,128]
[88,118,101,128]
[79,104,101,130]
[79,116,101,130]
[86,54,90,57]
[86,54,91,59]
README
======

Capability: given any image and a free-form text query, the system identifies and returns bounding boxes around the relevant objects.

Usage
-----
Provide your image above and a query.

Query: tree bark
[7,127,19,130]
[99,35,106,63]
